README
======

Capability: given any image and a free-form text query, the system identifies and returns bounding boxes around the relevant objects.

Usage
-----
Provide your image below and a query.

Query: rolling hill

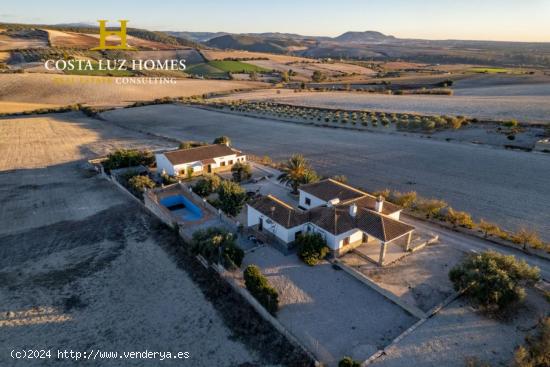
[205,34,301,54]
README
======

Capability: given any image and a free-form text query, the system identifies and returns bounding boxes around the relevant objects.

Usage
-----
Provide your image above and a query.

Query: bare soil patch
[372,290,549,367]
[341,242,467,313]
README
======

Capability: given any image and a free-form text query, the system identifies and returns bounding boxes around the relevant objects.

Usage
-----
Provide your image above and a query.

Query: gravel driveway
[242,246,418,366]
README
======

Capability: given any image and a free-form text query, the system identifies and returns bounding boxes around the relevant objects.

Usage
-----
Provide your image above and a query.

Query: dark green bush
[192,174,221,197]
[217,180,246,216]
[296,233,330,266]
[449,251,540,313]
[103,149,154,172]
[127,175,155,197]
[192,227,244,268]
[339,356,361,367]
[231,162,252,182]
[244,265,279,314]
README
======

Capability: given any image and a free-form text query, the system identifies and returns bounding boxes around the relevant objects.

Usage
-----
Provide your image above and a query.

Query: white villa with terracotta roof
[247,179,415,265]
[155,144,246,177]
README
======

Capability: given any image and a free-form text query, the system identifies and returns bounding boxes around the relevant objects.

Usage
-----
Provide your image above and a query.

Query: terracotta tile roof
[349,196,401,216]
[300,179,365,202]
[249,194,414,242]
[248,195,306,229]
[300,179,402,215]
[308,206,414,242]
[163,144,240,165]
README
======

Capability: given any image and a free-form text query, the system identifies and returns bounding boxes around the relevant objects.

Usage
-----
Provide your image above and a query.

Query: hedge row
[244,265,279,315]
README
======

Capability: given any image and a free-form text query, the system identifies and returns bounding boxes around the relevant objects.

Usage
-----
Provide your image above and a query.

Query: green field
[64,62,135,77]
[185,63,227,78]
[185,60,270,78]
[208,60,269,73]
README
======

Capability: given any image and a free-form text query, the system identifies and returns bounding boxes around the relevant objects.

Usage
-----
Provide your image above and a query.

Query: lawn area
[64,61,135,77]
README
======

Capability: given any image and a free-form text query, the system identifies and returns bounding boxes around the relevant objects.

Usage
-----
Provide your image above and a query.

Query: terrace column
[405,232,412,252]
[379,241,387,266]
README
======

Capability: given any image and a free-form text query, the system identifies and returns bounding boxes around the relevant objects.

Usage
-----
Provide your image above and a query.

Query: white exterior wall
[156,152,246,177]
[247,205,304,243]
[388,210,401,221]
[155,154,176,176]
[306,224,338,250]
[334,229,364,249]
[298,190,327,209]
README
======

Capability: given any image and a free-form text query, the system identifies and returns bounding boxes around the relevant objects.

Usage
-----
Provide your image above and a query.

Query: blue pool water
[160,195,203,221]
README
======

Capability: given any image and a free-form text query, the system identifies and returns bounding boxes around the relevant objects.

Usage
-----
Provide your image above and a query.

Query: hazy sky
[1,0,549,42]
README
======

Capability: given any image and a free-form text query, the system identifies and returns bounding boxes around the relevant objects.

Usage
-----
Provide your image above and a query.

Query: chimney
[349,203,358,217]
[375,195,384,213]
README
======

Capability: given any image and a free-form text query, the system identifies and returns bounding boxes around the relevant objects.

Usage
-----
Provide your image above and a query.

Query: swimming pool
[160,195,203,221]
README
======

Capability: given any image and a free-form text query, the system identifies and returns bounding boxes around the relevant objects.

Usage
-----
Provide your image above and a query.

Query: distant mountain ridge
[334,31,396,43]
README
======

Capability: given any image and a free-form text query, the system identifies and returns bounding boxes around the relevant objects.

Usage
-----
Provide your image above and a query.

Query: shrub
[444,208,474,229]
[512,227,544,251]
[331,175,348,184]
[391,191,417,208]
[160,172,178,185]
[449,251,540,313]
[217,180,247,216]
[478,219,501,238]
[213,136,231,145]
[339,357,361,367]
[193,174,221,197]
[311,70,326,82]
[244,265,279,314]
[192,227,244,268]
[231,162,252,182]
[127,175,155,197]
[415,198,448,218]
[503,119,519,128]
[296,233,330,266]
[179,141,207,149]
[513,317,550,367]
[103,149,154,171]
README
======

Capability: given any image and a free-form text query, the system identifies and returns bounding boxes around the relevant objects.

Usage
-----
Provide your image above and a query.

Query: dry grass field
[0,33,48,51]
[0,73,266,112]
[0,101,63,114]
[46,30,177,50]
[0,112,171,170]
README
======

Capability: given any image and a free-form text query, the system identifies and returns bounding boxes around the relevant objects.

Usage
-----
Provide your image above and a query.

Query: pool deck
[150,184,215,227]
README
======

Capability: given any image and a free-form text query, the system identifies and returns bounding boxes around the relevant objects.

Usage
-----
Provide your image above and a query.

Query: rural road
[101,105,550,242]
[405,216,550,281]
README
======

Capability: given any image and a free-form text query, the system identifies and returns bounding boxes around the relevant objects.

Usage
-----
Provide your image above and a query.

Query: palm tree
[278,154,318,194]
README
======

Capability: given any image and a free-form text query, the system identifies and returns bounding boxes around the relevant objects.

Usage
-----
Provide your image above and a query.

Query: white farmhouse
[247,179,414,265]
[155,144,246,177]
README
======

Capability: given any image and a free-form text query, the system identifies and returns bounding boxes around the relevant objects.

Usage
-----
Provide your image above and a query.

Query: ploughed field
[0,112,289,366]
[217,81,550,123]
[0,73,266,112]
[102,105,550,241]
